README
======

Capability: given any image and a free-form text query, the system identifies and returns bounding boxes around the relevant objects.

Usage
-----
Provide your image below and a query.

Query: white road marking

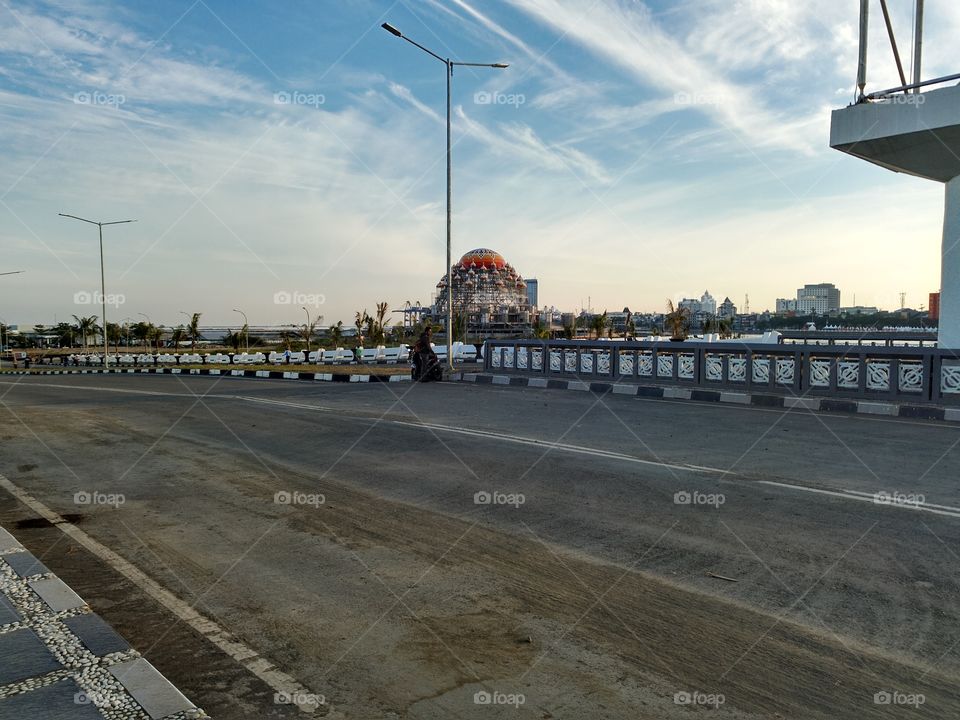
[389,418,717,474]
[757,480,960,519]
[0,473,322,714]
[5,377,959,518]
[839,488,960,514]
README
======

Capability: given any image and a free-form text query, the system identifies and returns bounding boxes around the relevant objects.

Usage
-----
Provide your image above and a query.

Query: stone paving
[0,525,206,720]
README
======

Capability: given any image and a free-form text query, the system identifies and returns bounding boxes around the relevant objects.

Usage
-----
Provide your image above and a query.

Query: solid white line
[839,488,960,514]
[757,480,960,519]
[0,473,321,714]
[389,419,716,474]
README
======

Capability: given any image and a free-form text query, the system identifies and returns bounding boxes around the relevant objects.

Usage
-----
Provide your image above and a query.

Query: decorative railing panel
[481,340,958,404]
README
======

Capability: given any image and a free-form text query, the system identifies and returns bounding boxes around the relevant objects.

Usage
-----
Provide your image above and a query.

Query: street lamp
[122,317,133,348]
[302,306,311,353]
[381,21,508,372]
[233,308,249,353]
[59,214,136,366]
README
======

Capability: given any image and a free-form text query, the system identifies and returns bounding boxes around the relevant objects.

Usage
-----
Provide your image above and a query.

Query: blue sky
[1,0,957,328]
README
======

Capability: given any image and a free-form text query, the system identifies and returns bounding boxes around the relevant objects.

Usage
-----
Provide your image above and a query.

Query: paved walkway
[0,525,205,720]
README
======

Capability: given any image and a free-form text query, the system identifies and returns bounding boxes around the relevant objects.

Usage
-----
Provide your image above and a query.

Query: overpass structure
[830,0,960,347]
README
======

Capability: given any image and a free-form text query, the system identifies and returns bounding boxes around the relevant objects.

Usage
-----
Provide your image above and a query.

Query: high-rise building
[775,298,797,314]
[930,292,941,321]
[526,278,538,309]
[699,290,716,315]
[796,283,840,315]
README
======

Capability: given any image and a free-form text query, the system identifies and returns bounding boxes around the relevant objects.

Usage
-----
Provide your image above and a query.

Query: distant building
[699,290,716,315]
[433,248,532,336]
[525,278,538,309]
[679,291,716,317]
[775,298,797,314]
[678,297,700,314]
[796,283,840,315]
[718,297,737,319]
[930,291,941,321]
[840,306,879,316]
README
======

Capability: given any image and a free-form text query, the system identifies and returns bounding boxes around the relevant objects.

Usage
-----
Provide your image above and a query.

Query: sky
[1,0,958,329]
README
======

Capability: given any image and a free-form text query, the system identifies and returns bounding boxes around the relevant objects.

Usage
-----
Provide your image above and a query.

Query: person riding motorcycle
[412,326,441,381]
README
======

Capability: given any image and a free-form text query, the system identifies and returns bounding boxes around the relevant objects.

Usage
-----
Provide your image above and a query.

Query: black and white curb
[453,372,957,423]
[0,367,410,383]
[0,525,204,719]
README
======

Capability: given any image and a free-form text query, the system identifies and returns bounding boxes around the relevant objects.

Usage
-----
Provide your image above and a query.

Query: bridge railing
[482,339,960,405]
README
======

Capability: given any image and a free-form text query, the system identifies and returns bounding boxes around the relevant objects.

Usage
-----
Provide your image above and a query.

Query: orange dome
[459,248,506,270]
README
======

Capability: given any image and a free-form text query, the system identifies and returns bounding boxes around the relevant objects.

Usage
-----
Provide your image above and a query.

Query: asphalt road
[0,373,958,719]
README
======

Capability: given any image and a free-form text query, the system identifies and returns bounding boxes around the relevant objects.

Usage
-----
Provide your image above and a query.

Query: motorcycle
[410,343,442,382]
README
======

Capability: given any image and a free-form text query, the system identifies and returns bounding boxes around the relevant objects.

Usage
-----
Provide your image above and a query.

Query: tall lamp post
[122,317,133,348]
[381,21,508,372]
[59,214,136,366]
[301,306,311,353]
[233,308,249,353]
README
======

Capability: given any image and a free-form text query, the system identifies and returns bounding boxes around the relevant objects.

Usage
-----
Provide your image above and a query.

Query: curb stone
[451,372,951,423]
[0,368,411,383]
[0,526,205,719]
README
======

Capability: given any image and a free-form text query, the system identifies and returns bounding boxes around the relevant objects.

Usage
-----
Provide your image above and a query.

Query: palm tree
[132,321,151,348]
[148,324,164,352]
[222,329,242,352]
[590,311,608,340]
[665,300,691,341]
[106,322,122,355]
[71,315,98,349]
[354,310,368,343]
[187,313,202,349]
[299,315,322,352]
[373,302,389,345]
[329,321,344,348]
[170,326,187,351]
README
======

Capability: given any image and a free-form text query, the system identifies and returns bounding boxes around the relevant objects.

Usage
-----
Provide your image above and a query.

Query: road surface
[0,373,958,718]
